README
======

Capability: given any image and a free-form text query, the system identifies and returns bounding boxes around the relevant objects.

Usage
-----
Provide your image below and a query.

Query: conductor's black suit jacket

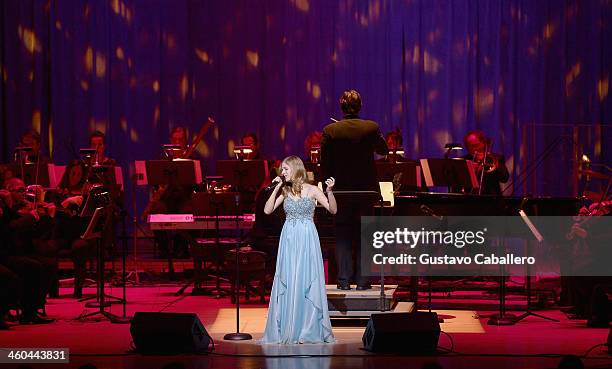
[320,115,388,191]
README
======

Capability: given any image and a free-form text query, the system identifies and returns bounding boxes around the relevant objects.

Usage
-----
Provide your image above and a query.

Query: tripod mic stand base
[85,301,112,309]
[224,332,252,341]
[514,311,559,323]
[487,313,517,326]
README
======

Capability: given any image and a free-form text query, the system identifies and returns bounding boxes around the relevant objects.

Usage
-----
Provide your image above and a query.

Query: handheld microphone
[264,177,291,192]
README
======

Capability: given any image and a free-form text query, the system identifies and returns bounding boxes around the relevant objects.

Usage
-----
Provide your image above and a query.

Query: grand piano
[316,191,582,284]
[392,192,581,216]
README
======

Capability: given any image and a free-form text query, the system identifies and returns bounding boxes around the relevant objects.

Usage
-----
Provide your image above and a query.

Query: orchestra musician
[379,128,407,162]
[144,127,196,260]
[18,130,51,165]
[321,89,388,290]
[86,130,123,259]
[240,132,262,161]
[303,131,322,163]
[45,160,96,298]
[1,131,52,187]
[0,263,20,329]
[0,178,55,324]
[463,130,509,195]
[0,189,22,329]
[89,130,116,166]
[170,126,189,151]
[563,196,612,327]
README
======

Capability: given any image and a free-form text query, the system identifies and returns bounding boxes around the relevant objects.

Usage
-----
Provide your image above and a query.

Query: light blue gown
[261,196,335,344]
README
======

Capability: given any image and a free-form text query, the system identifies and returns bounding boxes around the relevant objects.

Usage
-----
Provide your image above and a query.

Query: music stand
[216,160,268,191]
[76,207,125,322]
[144,159,201,276]
[145,159,202,186]
[180,191,240,297]
[376,161,422,192]
[513,209,558,323]
[487,217,518,326]
[305,162,322,184]
[7,162,52,187]
[420,158,478,192]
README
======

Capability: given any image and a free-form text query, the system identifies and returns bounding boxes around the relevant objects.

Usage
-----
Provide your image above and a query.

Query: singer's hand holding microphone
[265,176,287,192]
[273,176,284,188]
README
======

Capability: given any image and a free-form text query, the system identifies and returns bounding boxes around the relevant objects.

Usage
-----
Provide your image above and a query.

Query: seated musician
[0,263,21,329]
[463,130,509,195]
[171,126,188,150]
[19,130,52,165]
[1,178,55,324]
[88,130,124,255]
[164,126,196,159]
[89,130,116,166]
[241,132,281,176]
[46,160,95,298]
[144,127,195,259]
[238,132,280,211]
[0,190,21,329]
[59,160,88,198]
[379,128,407,163]
[240,132,262,160]
[2,131,52,186]
[1,192,51,326]
[304,131,323,163]
[563,197,611,327]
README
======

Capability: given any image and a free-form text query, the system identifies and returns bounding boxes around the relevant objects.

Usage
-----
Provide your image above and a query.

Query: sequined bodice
[283,196,315,222]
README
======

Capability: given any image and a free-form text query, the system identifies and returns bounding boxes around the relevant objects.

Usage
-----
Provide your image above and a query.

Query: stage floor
[0,286,610,369]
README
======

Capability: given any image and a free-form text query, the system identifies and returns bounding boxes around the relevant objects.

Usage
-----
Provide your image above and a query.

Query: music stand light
[233,145,253,160]
[444,143,463,159]
[389,148,405,156]
[309,145,320,163]
[163,144,184,159]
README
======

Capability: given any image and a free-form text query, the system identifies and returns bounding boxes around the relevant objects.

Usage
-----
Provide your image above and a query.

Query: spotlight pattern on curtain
[1,0,610,200]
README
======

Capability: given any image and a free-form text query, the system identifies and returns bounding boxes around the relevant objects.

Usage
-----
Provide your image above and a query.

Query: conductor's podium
[326,284,414,318]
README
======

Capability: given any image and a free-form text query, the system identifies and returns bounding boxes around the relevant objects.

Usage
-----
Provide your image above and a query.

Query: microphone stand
[419,205,450,323]
[111,206,132,324]
[224,193,252,341]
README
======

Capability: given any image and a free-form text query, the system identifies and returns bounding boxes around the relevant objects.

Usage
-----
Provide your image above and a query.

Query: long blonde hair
[281,155,307,197]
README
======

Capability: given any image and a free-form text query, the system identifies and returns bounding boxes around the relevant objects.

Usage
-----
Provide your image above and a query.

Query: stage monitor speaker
[130,312,211,354]
[362,312,440,354]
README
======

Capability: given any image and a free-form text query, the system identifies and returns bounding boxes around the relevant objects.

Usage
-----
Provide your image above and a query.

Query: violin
[472,152,501,174]
[19,198,57,220]
[566,200,612,240]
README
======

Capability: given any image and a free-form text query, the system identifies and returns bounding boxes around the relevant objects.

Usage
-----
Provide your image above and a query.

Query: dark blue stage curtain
[1,0,610,200]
